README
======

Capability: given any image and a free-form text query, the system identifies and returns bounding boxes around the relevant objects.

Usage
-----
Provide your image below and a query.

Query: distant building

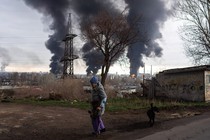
[156,65,210,102]
[1,79,11,86]
[120,86,137,94]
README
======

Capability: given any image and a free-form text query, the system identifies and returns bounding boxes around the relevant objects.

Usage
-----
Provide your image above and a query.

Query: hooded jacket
[91,82,107,102]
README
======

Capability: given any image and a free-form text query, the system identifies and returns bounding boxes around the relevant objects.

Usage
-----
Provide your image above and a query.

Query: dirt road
[0,103,207,140]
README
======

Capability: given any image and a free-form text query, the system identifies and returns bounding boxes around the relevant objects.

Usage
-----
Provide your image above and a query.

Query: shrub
[0,89,15,102]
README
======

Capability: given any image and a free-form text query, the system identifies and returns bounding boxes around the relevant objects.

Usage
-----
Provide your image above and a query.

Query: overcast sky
[0,0,193,75]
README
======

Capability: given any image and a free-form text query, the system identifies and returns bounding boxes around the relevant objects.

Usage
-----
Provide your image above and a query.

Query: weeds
[12,97,210,112]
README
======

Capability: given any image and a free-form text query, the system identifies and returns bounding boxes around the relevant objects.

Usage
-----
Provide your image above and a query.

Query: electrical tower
[60,13,79,78]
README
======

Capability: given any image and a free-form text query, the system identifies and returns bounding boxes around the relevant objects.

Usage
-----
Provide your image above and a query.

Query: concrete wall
[205,71,210,101]
[156,71,205,102]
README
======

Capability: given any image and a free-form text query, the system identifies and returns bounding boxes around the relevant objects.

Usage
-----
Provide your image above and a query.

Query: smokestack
[125,0,172,76]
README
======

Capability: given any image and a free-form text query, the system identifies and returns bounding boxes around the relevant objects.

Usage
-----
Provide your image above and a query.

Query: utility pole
[60,13,79,78]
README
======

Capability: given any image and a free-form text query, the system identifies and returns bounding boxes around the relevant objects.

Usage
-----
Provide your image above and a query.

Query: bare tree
[81,11,145,86]
[175,0,210,64]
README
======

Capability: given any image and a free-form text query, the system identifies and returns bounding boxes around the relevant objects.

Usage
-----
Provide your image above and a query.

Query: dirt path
[0,103,207,140]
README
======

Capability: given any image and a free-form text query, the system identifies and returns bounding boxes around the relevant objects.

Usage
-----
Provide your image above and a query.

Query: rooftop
[160,65,210,74]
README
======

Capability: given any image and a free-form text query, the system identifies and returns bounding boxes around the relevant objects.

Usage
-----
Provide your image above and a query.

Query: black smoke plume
[23,0,171,75]
[70,0,119,74]
[23,0,118,74]
[125,0,171,75]
[82,42,104,75]
[23,0,70,74]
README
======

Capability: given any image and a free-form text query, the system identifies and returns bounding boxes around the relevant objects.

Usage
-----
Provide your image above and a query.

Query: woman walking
[89,76,107,135]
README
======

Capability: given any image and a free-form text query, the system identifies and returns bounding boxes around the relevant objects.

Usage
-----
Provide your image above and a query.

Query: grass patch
[106,98,149,112]
[106,98,210,112]
[12,97,210,112]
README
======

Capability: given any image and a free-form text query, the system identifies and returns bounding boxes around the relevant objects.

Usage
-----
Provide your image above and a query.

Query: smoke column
[125,0,171,76]
[81,42,104,75]
[23,0,118,75]
[71,0,171,75]
[23,0,70,74]
[23,0,171,75]
[0,47,11,72]
[70,0,120,74]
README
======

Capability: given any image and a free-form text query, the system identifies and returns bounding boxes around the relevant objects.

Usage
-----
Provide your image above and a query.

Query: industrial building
[156,65,210,102]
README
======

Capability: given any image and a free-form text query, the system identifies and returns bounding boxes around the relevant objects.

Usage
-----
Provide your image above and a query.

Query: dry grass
[11,78,89,101]
[104,85,117,98]
[41,78,89,101]
[12,87,46,99]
